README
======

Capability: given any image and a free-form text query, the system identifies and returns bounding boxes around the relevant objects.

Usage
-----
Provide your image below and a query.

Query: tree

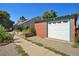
[42,10,57,19]
[0,10,14,29]
[50,10,57,17]
[17,16,27,23]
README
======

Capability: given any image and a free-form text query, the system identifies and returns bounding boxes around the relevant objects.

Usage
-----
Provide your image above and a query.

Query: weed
[72,42,79,48]
[16,45,29,56]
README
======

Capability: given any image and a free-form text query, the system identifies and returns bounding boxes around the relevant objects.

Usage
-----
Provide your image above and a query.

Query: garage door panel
[48,21,70,41]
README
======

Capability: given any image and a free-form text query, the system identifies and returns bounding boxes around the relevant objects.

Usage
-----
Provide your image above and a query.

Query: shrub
[30,26,36,34]
[0,33,13,42]
[25,26,30,30]
[0,25,13,43]
[0,25,5,33]
[5,33,13,40]
[22,27,29,32]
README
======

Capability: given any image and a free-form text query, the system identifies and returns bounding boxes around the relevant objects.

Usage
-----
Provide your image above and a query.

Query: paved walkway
[27,36,79,56]
[14,35,60,56]
[0,43,20,56]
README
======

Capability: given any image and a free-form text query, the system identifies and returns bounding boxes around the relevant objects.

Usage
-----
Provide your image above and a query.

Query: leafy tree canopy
[42,10,57,19]
[0,10,14,29]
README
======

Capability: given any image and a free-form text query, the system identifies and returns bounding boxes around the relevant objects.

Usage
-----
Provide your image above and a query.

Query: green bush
[30,26,36,34]
[0,25,13,42]
[0,33,13,42]
[0,25,5,33]
[25,26,30,30]
[22,26,30,32]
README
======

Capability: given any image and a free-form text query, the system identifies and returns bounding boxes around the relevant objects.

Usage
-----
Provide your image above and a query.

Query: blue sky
[0,3,79,24]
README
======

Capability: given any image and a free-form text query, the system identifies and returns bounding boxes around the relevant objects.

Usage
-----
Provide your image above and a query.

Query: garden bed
[0,40,14,46]
[25,32,36,37]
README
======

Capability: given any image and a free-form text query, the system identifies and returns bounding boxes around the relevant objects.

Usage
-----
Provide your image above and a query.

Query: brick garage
[34,14,79,42]
[35,22,46,38]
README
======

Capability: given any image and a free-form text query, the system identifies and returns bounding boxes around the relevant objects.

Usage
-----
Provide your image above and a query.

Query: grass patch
[15,45,29,56]
[14,29,22,32]
[26,39,69,56]
[32,41,43,46]
[72,42,79,48]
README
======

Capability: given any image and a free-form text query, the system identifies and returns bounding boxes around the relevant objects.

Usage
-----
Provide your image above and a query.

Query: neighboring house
[15,16,42,29]
[18,19,35,29]
[35,13,79,42]
[17,16,27,24]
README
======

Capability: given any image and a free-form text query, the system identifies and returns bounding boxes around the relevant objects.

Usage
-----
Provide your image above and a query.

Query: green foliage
[5,33,13,40]
[72,42,79,48]
[0,25,13,42]
[0,10,14,28]
[22,26,30,32]
[16,45,29,56]
[50,10,57,17]
[42,10,57,19]
[25,26,30,30]
[14,29,22,32]
[43,11,51,18]
[0,25,5,33]
[72,32,79,48]
[0,32,13,42]
[30,26,36,34]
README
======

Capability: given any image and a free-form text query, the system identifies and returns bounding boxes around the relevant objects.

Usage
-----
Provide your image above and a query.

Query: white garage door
[48,21,70,41]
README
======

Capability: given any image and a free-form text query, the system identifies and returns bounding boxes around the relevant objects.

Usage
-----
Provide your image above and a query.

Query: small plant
[32,41,43,46]
[0,25,5,33]
[72,42,79,48]
[0,25,13,43]
[16,45,29,56]
[0,32,13,43]
[30,26,36,35]
[22,26,30,32]
[25,26,30,30]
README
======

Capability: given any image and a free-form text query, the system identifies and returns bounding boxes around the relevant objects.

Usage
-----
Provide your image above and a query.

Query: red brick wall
[72,17,75,42]
[35,22,46,38]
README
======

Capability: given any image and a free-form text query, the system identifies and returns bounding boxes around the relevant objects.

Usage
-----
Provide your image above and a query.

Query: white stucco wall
[48,20,70,41]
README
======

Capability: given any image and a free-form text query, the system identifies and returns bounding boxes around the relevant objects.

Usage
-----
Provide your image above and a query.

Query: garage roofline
[35,13,79,23]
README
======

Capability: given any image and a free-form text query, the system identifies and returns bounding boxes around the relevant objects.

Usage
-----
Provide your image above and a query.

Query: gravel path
[0,43,20,56]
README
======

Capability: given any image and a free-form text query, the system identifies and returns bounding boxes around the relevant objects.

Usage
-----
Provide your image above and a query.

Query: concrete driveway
[27,36,79,56]
[14,35,60,56]
[0,43,20,56]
